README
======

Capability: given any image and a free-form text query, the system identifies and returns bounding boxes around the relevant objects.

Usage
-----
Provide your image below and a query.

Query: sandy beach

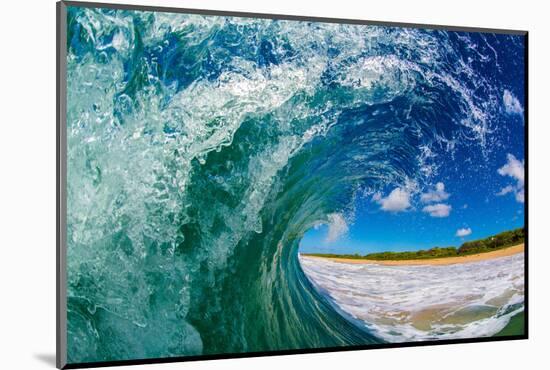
[302,243,524,266]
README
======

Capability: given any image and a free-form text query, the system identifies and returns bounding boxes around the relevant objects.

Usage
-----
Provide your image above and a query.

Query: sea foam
[300,253,524,342]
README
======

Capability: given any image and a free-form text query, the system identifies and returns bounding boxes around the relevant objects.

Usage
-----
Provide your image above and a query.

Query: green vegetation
[303,227,525,261]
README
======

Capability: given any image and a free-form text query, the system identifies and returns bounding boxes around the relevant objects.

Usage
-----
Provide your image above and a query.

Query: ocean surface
[65,5,525,364]
[300,254,524,342]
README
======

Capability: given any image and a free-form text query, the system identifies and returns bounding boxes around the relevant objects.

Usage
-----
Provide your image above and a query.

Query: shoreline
[301,244,524,266]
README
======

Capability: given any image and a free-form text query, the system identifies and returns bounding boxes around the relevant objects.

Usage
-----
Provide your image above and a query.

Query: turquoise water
[65,5,525,364]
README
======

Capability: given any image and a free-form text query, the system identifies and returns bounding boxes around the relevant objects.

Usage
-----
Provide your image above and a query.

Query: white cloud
[497,154,525,203]
[374,188,411,212]
[422,203,452,217]
[456,227,472,237]
[420,182,450,203]
[325,213,349,243]
[503,90,524,115]
[516,189,525,203]
[496,185,515,196]
[498,154,524,185]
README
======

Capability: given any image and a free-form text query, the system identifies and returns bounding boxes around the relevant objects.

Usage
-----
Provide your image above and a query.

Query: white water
[300,253,524,342]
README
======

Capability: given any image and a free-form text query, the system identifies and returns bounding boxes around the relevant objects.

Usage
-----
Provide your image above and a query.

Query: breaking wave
[65,6,525,363]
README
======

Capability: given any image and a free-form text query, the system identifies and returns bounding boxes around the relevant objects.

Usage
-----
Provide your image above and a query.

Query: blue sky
[300,90,525,255]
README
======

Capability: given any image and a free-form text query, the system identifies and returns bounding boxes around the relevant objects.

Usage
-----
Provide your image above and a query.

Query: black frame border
[56,1,529,369]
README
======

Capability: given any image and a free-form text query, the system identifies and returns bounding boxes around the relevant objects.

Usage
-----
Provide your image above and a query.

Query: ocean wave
[65,6,525,363]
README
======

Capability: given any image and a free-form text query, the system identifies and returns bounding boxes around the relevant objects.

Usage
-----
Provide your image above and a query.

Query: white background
[0,0,547,369]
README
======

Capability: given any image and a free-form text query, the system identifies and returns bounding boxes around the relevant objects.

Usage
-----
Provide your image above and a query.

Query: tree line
[303,227,525,261]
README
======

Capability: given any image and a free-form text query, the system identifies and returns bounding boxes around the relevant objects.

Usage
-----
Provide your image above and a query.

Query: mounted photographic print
[57,1,528,368]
